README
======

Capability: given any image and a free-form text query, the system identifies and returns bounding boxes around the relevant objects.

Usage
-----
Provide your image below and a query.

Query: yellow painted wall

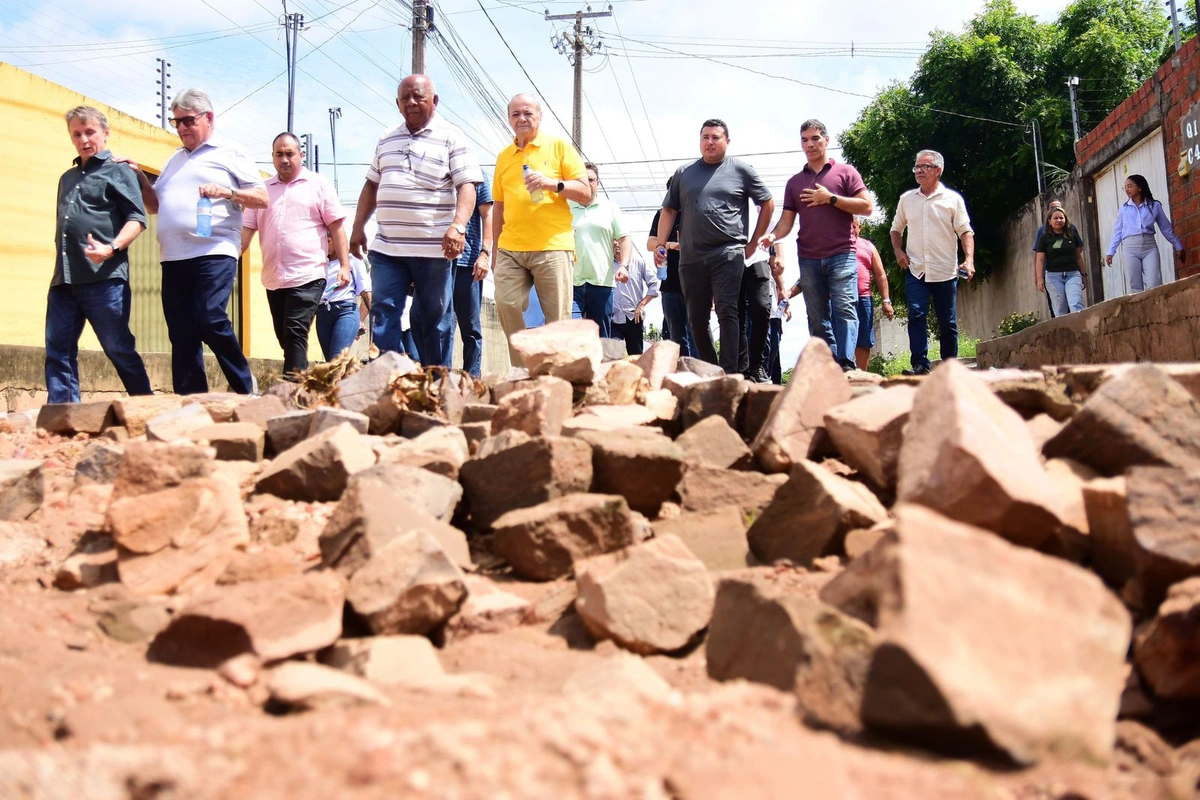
[0,62,285,361]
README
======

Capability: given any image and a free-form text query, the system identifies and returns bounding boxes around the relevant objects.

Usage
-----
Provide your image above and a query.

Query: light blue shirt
[155,134,265,261]
[612,250,660,324]
[1108,198,1184,256]
[321,256,371,305]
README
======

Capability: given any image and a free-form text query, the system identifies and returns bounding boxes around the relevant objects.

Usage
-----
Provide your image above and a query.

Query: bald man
[490,93,592,364]
[350,74,481,366]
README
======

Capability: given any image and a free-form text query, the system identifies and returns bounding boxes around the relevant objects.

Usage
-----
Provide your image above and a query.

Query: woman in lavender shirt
[1105,174,1186,292]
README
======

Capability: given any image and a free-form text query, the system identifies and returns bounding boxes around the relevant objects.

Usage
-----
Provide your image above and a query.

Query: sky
[1,0,1074,368]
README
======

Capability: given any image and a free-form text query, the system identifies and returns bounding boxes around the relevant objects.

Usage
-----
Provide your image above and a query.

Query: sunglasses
[168,113,206,129]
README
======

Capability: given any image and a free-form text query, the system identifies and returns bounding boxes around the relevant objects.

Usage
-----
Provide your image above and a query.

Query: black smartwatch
[829,195,839,207]
[556,181,565,193]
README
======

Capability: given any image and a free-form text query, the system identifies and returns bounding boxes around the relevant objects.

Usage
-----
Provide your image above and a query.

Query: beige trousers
[494,248,574,365]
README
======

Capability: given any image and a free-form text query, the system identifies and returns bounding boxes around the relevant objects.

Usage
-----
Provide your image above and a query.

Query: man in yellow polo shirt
[489,93,593,363]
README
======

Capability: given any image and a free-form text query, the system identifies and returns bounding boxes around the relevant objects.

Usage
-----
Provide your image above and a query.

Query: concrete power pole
[282,9,304,132]
[1067,76,1081,142]
[329,107,342,193]
[155,58,172,130]
[546,7,611,151]
[412,0,433,74]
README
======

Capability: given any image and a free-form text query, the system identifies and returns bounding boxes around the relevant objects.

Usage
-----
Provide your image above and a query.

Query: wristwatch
[110,241,122,252]
[829,195,839,207]
[451,223,466,234]
[556,181,565,193]
[480,247,491,256]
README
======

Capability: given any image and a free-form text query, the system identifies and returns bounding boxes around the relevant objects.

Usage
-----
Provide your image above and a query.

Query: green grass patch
[868,337,979,377]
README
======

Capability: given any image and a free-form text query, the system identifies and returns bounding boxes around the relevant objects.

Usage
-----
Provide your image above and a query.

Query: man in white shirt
[889,149,974,375]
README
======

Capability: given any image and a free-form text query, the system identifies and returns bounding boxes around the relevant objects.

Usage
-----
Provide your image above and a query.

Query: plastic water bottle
[523,165,544,203]
[196,196,213,237]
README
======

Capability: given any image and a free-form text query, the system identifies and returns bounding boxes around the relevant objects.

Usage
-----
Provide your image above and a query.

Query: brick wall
[1076,37,1200,279]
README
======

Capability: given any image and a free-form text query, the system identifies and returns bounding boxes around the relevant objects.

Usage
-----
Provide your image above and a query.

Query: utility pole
[155,58,172,130]
[301,133,313,169]
[1067,76,1081,142]
[329,107,342,192]
[412,0,433,74]
[281,5,304,132]
[546,7,612,151]
[1168,0,1183,53]
[1031,119,1044,194]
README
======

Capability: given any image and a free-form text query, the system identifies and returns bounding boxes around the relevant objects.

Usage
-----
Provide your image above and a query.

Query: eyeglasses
[912,164,938,173]
[168,114,205,129]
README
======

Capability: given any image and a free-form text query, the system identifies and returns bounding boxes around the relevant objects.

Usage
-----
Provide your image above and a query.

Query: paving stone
[180,392,242,423]
[144,404,215,443]
[652,506,752,571]
[492,493,640,581]
[73,441,124,486]
[1133,577,1200,700]
[0,460,44,521]
[458,421,491,455]
[603,360,646,405]
[36,400,114,435]
[1082,476,1134,589]
[743,383,784,442]
[345,529,468,635]
[678,465,787,520]
[265,410,314,456]
[634,340,680,390]
[231,395,289,432]
[444,575,532,643]
[676,415,753,470]
[437,369,490,424]
[459,436,594,529]
[336,351,420,434]
[460,403,498,424]
[1124,466,1200,608]
[400,410,449,439]
[676,357,725,378]
[823,385,915,492]
[490,376,573,438]
[308,407,370,437]
[321,634,444,684]
[188,422,265,461]
[600,337,628,362]
[255,422,376,502]
[109,441,214,500]
[572,429,686,517]
[681,375,746,432]
[510,319,603,383]
[373,426,470,479]
[752,339,851,473]
[113,395,184,437]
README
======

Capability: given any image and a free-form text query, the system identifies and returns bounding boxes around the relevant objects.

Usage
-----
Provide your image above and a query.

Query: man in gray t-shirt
[654,119,773,375]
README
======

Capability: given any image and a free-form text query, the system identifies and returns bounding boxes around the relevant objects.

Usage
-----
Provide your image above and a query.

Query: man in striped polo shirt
[349,74,481,366]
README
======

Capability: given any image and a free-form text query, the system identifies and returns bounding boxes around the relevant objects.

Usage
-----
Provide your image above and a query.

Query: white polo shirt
[890,183,973,283]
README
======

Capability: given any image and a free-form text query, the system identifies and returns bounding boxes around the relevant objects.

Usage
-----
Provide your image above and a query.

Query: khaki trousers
[494,248,574,365]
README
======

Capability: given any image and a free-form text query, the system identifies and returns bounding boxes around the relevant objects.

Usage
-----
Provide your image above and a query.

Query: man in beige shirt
[889,149,974,375]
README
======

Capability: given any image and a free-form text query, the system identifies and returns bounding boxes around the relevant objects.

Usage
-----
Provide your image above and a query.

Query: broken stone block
[984,374,1077,421]
[743,383,785,442]
[819,504,1131,766]
[681,376,746,432]
[37,400,114,435]
[255,422,376,502]
[321,634,444,684]
[1044,365,1200,475]
[217,548,301,585]
[844,523,890,560]
[460,403,498,424]
[823,385,915,492]
[1133,577,1200,700]
[1082,476,1134,588]
[562,652,673,703]
[679,465,786,520]
[345,529,468,635]
[231,395,289,432]
[490,376,573,438]
[661,372,707,407]
[308,407,370,437]
[642,389,679,425]
[491,493,640,581]
[897,360,1066,550]
[603,360,646,405]
[113,395,183,437]
[1043,458,1098,558]
[188,422,265,462]
[653,506,751,571]
[109,441,213,500]
[265,410,314,456]
[572,429,686,517]
[600,337,627,362]
[335,351,419,434]
[1125,466,1200,607]
[635,340,680,390]
[181,392,242,423]
[145,404,215,443]
[748,460,888,566]
[73,440,125,486]
[458,422,490,455]
[148,572,344,666]
[706,575,875,734]
[677,356,724,378]
[374,426,470,479]
[0,460,44,521]
[1025,413,1064,453]
[472,429,532,460]
[459,436,594,529]
[575,534,715,655]
[400,410,448,439]
[571,404,658,430]
[443,575,531,642]
[509,318,603,384]
[437,370,490,424]
[265,661,390,711]
[676,415,753,470]
[752,339,851,473]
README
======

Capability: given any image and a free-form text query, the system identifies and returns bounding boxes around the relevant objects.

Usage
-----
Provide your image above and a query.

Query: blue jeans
[906,272,958,371]
[661,290,696,358]
[453,266,483,376]
[161,255,253,395]
[316,300,360,360]
[1045,271,1085,315]
[370,251,454,367]
[45,279,152,404]
[571,283,614,339]
[799,250,858,370]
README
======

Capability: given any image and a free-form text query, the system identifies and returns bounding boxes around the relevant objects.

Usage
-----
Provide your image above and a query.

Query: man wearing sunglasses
[122,88,267,395]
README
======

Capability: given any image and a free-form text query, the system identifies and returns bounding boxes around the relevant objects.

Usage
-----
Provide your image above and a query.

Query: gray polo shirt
[663,156,771,264]
[155,134,264,262]
[53,150,147,286]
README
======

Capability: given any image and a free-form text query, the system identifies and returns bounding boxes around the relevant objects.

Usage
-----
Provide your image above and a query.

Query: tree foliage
[840,0,1171,305]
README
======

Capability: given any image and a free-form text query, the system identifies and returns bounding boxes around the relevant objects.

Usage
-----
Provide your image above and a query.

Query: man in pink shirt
[242,132,350,375]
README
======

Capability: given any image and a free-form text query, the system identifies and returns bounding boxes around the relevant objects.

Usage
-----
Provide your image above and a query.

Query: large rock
[748,460,888,566]
[266,411,314,456]
[678,465,786,519]
[896,360,1065,550]
[459,436,593,529]
[824,385,915,492]
[443,575,532,642]
[490,376,573,438]
[706,575,875,734]
[573,429,686,517]
[188,422,265,461]
[1124,466,1200,607]
[743,383,784,442]
[653,506,751,571]
[335,351,419,434]
[181,392,243,422]
[437,370,491,424]
[351,463,463,524]
[37,400,114,435]
[113,395,183,437]
[575,534,715,654]
[255,422,375,502]
[676,416,753,470]
[751,338,851,473]
[109,441,213,500]
[1082,475,1135,588]
[491,493,641,581]
[344,529,468,635]
[1044,364,1200,475]
[1132,577,1200,700]
[375,426,470,479]
[680,376,746,432]
[145,404,216,442]
[308,407,370,437]
[819,504,1131,765]
[107,473,249,595]
[0,460,44,521]
[601,360,646,405]
[509,319,603,383]
[634,339,680,390]
[148,572,344,666]
[230,395,288,432]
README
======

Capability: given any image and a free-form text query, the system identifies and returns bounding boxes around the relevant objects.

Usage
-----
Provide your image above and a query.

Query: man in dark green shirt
[45,106,152,404]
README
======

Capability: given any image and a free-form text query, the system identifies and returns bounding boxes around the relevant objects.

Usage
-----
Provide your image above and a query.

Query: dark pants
[680,248,743,375]
[266,278,325,375]
[161,255,253,395]
[612,319,645,355]
[453,266,483,377]
[45,279,152,404]
[738,267,771,375]
[316,300,360,361]
[906,272,958,372]
[571,283,614,339]
[661,290,696,358]
[370,251,454,366]
[766,317,784,384]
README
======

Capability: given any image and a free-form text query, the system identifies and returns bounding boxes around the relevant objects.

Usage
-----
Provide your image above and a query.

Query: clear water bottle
[523,165,544,202]
[196,195,213,237]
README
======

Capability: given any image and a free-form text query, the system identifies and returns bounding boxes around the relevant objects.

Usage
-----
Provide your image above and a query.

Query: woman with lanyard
[1105,174,1186,293]
[315,239,372,361]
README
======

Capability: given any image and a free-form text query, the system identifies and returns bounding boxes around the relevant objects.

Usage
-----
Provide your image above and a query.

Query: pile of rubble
[1,317,1199,798]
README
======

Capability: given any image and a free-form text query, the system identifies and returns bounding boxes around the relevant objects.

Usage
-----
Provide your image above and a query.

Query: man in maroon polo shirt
[758,119,874,371]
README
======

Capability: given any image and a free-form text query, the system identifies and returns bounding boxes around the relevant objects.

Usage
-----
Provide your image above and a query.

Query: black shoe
[901,366,931,376]
[747,366,770,384]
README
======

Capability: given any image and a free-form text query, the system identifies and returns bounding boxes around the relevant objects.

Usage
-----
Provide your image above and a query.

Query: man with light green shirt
[570,162,631,339]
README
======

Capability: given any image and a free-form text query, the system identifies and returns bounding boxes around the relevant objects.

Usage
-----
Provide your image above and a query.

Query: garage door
[1095,129,1176,300]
